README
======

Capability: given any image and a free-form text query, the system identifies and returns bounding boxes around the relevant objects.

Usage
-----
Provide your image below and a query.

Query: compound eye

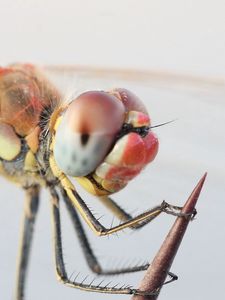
[53,91,125,176]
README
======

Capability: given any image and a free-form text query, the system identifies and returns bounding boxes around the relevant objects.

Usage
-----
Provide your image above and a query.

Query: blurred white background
[1,0,225,76]
[0,1,225,300]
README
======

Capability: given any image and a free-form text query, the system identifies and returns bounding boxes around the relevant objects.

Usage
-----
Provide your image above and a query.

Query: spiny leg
[97,195,162,230]
[62,189,148,275]
[50,187,160,296]
[58,174,189,236]
[14,185,40,300]
[97,195,133,222]
[62,189,177,282]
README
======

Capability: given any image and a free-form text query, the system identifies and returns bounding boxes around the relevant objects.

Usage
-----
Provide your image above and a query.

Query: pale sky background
[0,0,225,76]
[0,1,225,300]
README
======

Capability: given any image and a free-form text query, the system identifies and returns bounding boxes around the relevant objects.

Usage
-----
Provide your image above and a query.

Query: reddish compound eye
[92,88,159,194]
[54,91,125,176]
[95,131,159,189]
[110,88,149,114]
[143,131,159,164]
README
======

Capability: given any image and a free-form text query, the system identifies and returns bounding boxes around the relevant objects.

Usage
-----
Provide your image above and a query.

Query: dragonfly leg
[63,189,145,275]
[97,195,161,230]
[62,189,177,281]
[99,195,193,224]
[58,174,191,236]
[14,185,40,300]
[50,187,167,295]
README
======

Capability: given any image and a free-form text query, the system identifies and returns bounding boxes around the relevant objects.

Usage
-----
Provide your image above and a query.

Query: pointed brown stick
[132,173,207,300]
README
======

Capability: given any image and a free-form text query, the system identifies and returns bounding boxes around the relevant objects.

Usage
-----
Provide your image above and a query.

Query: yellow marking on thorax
[0,160,41,186]
[0,122,21,160]
[24,151,39,172]
[25,126,41,153]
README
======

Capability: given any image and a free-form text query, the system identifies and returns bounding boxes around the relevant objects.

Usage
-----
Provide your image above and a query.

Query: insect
[0,64,183,300]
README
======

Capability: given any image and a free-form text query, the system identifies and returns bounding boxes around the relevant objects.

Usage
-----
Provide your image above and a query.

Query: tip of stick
[182,172,207,214]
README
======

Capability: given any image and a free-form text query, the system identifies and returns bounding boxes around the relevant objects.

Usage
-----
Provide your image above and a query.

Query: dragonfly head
[53,89,159,195]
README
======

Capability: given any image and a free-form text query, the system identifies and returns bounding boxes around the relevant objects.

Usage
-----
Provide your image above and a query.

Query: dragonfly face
[53,88,159,195]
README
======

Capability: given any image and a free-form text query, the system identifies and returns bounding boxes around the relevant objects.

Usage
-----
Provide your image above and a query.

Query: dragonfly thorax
[0,64,61,187]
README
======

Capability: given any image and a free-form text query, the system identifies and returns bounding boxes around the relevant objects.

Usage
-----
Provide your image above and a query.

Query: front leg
[14,186,40,300]
[59,174,188,236]
[97,195,159,230]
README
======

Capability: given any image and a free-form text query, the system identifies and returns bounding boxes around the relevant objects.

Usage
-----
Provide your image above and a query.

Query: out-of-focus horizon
[0,1,224,300]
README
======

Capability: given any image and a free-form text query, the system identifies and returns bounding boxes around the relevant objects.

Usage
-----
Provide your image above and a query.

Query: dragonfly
[0,64,221,300]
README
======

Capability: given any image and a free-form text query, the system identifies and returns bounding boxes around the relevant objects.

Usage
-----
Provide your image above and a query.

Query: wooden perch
[132,173,207,300]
